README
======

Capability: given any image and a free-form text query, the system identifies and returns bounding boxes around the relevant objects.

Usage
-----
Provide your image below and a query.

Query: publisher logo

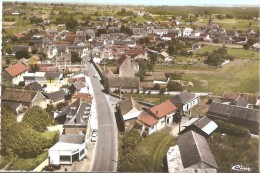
[231,165,251,172]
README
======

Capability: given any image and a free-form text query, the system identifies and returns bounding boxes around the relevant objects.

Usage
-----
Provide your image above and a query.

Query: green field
[194,46,260,59]
[208,133,258,173]
[118,131,176,172]
[196,18,259,31]
[124,93,172,105]
[183,59,260,94]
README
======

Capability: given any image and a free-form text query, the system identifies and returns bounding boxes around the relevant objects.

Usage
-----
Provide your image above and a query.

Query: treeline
[145,6,259,20]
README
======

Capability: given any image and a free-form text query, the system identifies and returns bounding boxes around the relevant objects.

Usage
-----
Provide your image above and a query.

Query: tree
[1,105,50,158]
[96,28,107,37]
[31,48,38,54]
[46,104,55,116]
[5,47,12,55]
[153,83,160,90]
[15,50,30,59]
[29,64,39,72]
[23,106,55,132]
[167,81,182,91]
[65,18,78,31]
[71,51,81,63]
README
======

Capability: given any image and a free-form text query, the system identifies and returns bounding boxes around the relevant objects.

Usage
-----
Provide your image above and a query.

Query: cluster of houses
[2,63,97,165]
[116,91,201,135]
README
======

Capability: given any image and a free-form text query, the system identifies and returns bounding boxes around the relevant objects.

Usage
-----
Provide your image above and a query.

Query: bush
[9,152,47,171]
[215,120,250,137]
[153,84,160,90]
[125,129,142,151]
[167,81,182,91]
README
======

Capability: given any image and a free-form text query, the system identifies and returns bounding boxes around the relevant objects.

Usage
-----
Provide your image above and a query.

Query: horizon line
[3,0,260,7]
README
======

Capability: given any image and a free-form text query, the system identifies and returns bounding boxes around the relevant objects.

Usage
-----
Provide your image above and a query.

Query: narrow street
[85,62,118,172]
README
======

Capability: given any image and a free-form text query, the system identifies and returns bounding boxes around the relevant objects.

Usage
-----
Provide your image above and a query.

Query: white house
[170,91,200,115]
[48,135,86,165]
[182,28,193,37]
[34,72,46,85]
[137,100,178,135]
[3,62,29,86]
[117,97,143,121]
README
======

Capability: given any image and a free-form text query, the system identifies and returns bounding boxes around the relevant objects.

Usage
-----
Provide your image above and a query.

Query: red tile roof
[126,49,146,56]
[5,63,29,77]
[73,93,92,104]
[68,77,86,84]
[149,100,177,119]
[138,112,158,127]
[14,33,26,38]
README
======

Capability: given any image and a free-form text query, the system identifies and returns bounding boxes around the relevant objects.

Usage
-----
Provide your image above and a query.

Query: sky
[3,0,260,6]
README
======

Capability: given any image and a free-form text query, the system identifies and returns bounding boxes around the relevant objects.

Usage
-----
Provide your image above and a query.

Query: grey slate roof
[107,77,139,89]
[59,134,85,144]
[24,81,43,91]
[2,101,21,111]
[170,91,196,106]
[12,45,29,54]
[230,96,248,107]
[45,90,66,102]
[208,102,259,122]
[72,82,86,91]
[65,102,91,126]
[118,97,142,116]
[44,72,62,78]
[194,116,214,129]
[178,131,218,169]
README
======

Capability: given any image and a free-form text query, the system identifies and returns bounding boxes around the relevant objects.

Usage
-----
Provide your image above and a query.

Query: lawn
[194,46,260,59]
[124,93,172,105]
[182,59,259,94]
[195,18,259,31]
[131,16,150,23]
[208,133,258,173]
[118,131,176,172]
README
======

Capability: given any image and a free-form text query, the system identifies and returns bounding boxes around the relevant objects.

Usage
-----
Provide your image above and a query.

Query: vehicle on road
[91,131,98,142]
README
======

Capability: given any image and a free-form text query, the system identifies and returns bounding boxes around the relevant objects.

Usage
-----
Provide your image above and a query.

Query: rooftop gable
[178,131,218,169]
[149,100,177,119]
[5,63,29,77]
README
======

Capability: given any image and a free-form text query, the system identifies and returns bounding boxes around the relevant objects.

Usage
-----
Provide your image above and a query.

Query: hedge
[215,120,250,137]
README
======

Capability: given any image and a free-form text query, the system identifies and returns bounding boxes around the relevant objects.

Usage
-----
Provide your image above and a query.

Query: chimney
[156,110,158,114]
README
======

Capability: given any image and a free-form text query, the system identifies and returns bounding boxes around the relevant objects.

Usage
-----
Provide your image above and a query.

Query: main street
[85,61,118,172]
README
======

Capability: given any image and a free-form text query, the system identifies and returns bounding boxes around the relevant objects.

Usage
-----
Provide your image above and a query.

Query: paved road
[85,62,118,172]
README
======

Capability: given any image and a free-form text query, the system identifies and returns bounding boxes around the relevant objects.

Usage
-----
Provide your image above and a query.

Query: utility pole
[179,108,183,133]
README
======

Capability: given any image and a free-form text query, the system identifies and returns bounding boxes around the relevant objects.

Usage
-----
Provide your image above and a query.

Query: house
[207,102,259,134]
[182,28,193,37]
[72,93,92,104]
[180,116,218,138]
[45,90,67,106]
[168,28,182,37]
[44,72,63,83]
[148,100,178,128]
[12,45,30,54]
[178,130,218,170]
[34,72,46,85]
[2,62,29,86]
[23,72,35,85]
[125,49,147,58]
[137,100,177,135]
[69,82,87,94]
[117,97,143,131]
[170,91,200,115]
[118,55,139,77]
[221,91,260,107]
[152,28,169,35]
[1,88,47,109]
[64,102,91,135]
[229,96,248,107]
[48,134,86,165]
[2,101,23,115]
[250,42,260,51]
[104,77,140,93]
[136,111,158,135]
[24,81,43,91]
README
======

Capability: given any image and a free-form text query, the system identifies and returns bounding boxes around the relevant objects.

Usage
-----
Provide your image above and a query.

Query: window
[60,155,71,162]
[161,120,165,124]
[80,149,85,156]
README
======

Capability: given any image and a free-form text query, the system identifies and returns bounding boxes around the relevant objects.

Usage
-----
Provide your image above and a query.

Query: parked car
[91,131,98,142]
